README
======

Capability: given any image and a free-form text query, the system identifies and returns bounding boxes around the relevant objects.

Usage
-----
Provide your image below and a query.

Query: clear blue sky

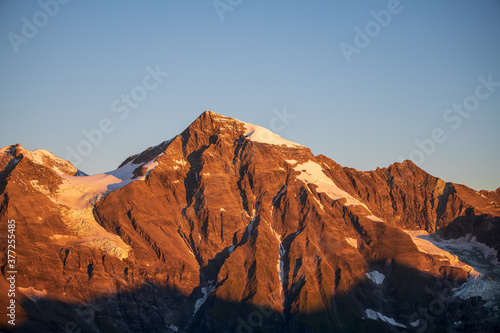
[1,0,499,191]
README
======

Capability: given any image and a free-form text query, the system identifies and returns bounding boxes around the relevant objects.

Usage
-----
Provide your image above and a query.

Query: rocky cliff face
[1,111,499,332]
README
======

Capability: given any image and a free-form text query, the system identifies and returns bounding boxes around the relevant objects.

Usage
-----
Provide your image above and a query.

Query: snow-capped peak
[0,144,85,176]
[199,111,303,148]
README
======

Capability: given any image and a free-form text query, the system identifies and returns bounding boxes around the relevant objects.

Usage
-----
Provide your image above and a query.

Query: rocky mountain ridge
[1,111,499,332]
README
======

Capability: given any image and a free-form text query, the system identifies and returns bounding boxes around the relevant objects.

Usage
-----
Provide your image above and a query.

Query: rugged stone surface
[0,111,499,332]
[314,155,500,257]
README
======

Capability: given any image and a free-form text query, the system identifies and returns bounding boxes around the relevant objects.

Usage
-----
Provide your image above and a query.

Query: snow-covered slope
[406,230,500,305]
[243,123,302,147]
[25,146,164,260]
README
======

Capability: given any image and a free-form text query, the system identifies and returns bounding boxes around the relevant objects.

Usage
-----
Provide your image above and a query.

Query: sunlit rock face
[1,111,499,332]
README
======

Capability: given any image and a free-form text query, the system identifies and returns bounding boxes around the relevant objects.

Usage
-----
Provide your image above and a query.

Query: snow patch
[245,216,258,240]
[167,325,179,332]
[279,243,286,292]
[18,287,47,302]
[262,219,282,281]
[294,161,367,207]
[59,152,163,209]
[193,282,215,315]
[30,149,55,162]
[366,215,384,222]
[285,159,298,165]
[264,220,281,244]
[143,153,163,176]
[273,185,287,204]
[454,275,500,304]
[365,309,406,328]
[278,230,302,302]
[304,184,324,210]
[173,159,187,170]
[244,123,301,148]
[366,271,385,285]
[345,237,358,248]
[29,180,51,195]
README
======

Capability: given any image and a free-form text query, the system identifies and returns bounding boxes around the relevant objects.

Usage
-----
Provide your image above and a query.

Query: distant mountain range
[1,111,499,332]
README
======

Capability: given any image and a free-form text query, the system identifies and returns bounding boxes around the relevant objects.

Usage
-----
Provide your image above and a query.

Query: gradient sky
[1,0,499,191]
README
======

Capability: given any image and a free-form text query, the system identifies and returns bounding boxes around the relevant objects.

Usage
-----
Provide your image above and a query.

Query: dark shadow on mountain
[437,209,500,258]
[2,262,499,333]
[0,154,22,196]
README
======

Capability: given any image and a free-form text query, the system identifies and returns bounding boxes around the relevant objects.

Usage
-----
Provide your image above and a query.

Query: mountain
[1,111,499,332]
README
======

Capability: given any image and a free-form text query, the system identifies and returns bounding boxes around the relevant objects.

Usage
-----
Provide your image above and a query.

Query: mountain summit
[1,111,499,332]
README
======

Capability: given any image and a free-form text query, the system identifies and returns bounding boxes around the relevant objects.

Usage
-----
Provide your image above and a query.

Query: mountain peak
[0,143,85,176]
[0,143,28,158]
[200,109,223,118]
[185,110,303,149]
[196,110,246,130]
